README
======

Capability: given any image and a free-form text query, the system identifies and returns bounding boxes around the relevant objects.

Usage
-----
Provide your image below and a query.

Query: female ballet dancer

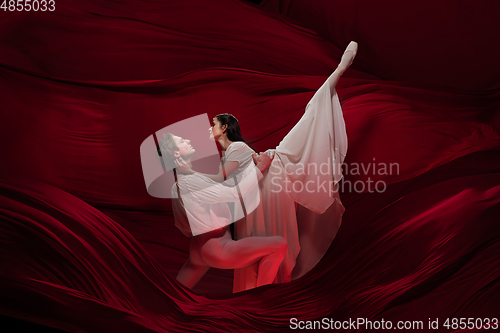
[175,41,358,292]
[157,133,287,289]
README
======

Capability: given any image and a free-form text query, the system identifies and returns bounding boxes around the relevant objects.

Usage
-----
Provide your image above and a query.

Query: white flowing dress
[231,74,348,292]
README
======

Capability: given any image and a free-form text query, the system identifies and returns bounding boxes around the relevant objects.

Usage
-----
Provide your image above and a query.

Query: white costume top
[221,142,259,222]
[173,165,262,237]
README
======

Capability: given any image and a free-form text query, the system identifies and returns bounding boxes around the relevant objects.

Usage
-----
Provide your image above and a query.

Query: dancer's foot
[335,41,358,76]
[328,41,358,89]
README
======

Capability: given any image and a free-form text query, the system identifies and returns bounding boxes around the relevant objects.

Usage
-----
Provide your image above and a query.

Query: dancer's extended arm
[182,153,272,205]
[175,146,273,182]
[175,158,239,182]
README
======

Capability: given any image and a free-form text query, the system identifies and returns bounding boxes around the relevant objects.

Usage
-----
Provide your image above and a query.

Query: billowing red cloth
[1,0,499,331]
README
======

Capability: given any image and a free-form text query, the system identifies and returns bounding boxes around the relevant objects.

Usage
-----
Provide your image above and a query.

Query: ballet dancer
[156,133,287,289]
[174,41,358,291]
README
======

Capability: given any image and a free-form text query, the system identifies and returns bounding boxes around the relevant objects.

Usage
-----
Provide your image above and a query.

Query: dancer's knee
[199,241,222,267]
[271,236,287,257]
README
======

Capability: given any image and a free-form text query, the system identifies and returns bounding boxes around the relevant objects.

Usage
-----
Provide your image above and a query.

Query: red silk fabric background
[1,0,499,331]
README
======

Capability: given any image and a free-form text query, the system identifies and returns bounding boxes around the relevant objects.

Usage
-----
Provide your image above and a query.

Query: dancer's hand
[174,157,194,174]
[253,152,272,173]
[252,151,274,163]
[265,150,275,161]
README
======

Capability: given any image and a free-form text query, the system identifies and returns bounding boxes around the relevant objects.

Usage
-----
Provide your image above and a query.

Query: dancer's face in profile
[209,117,225,140]
[172,135,195,160]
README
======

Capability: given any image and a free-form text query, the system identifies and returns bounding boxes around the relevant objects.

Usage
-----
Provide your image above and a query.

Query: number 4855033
[1,0,55,11]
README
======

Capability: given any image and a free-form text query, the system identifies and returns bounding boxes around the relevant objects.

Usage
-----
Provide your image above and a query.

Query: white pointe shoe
[345,41,358,56]
[339,41,358,70]
[329,41,358,86]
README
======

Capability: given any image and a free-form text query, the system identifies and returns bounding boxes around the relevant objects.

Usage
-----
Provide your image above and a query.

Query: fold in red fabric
[261,0,500,91]
[1,0,499,331]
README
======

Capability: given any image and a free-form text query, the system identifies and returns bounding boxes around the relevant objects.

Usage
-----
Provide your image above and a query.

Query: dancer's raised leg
[328,41,358,89]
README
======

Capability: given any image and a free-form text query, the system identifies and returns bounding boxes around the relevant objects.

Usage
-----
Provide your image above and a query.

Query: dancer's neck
[176,159,193,176]
[218,137,233,151]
